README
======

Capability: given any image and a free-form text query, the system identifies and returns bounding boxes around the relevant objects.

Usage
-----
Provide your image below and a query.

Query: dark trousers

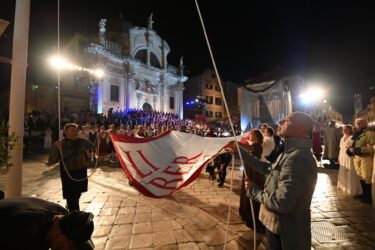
[218,166,227,184]
[265,228,282,250]
[66,193,81,211]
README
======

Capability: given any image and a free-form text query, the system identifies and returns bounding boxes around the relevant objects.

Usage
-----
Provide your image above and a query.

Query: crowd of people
[322,118,375,205]
[23,109,241,155]
[4,108,375,249]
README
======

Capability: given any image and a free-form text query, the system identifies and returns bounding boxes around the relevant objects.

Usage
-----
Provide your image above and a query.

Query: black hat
[63,123,78,130]
[60,211,95,250]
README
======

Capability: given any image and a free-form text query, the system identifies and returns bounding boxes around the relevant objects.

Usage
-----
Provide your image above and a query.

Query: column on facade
[123,74,128,111]
[127,77,133,109]
[145,31,151,65]
[179,91,183,119]
[177,81,184,118]
[146,49,150,65]
[162,40,167,69]
[125,73,135,110]
[97,79,104,114]
[119,77,125,112]
[158,74,165,112]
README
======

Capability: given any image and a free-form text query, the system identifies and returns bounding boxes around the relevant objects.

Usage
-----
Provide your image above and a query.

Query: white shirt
[262,136,275,158]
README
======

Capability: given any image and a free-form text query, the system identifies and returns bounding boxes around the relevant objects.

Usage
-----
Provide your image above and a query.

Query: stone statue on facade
[148,13,154,30]
[179,56,184,76]
[99,19,107,34]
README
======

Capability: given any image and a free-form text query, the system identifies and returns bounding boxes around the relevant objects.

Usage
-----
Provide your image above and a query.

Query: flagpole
[6,0,31,197]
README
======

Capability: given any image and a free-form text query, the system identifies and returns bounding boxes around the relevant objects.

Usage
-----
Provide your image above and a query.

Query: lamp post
[49,56,105,122]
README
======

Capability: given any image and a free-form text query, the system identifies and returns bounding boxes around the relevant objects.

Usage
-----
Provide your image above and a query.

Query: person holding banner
[238,129,266,234]
[229,112,317,250]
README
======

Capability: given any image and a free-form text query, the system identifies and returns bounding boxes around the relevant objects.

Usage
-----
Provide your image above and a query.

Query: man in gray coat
[234,112,317,250]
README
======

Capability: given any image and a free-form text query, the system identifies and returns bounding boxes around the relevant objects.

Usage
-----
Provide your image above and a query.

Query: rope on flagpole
[55,0,99,182]
[193,1,257,249]
[57,0,61,139]
[58,137,101,182]
[224,153,235,246]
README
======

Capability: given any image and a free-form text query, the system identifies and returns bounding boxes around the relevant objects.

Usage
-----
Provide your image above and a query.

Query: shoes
[353,194,364,200]
[323,163,339,170]
[218,183,224,188]
[360,198,372,204]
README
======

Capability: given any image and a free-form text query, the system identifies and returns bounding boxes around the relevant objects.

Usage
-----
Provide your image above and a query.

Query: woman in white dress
[337,125,362,196]
[372,145,375,207]
[43,127,52,150]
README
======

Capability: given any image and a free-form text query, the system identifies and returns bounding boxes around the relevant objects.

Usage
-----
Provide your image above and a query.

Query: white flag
[110,130,234,198]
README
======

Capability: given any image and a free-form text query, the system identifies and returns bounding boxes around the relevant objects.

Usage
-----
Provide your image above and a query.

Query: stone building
[183,69,238,121]
[239,72,303,131]
[27,14,188,117]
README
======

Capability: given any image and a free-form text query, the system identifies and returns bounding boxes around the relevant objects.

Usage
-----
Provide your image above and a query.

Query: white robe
[372,146,375,207]
[337,136,362,196]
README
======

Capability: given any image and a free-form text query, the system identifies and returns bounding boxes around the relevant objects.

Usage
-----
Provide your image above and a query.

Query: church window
[110,85,119,102]
[170,96,175,109]
[150,52,161,68]
[135,49,147,64]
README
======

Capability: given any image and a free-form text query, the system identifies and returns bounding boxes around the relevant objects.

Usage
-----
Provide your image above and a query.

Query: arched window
[134,50,161,68]
[135,49,147,64]
[150,52,161,68]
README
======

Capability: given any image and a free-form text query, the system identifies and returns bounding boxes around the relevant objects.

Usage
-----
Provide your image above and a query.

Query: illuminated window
[206,96,213,104]
[215,97,222,105]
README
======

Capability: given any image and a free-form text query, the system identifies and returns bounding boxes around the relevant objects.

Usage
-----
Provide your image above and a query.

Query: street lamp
[49,56,69,70]
[299,87,325,106]
[48,55,105,137]
[93,69,104,78]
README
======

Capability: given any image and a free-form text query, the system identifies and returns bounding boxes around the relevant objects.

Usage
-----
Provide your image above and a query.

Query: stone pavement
[1,155,375,250]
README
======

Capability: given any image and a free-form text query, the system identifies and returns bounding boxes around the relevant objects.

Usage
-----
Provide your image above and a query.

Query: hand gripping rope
[194,1,258,249]
[58,137,101,182]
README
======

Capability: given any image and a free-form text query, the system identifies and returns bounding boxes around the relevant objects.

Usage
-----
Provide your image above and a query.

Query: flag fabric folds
[110,130,234,198]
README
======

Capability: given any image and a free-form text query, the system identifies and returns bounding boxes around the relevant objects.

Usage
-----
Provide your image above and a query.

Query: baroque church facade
[33,14,187,117]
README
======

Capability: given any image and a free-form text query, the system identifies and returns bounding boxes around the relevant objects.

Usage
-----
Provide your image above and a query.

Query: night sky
[2,0,375,119]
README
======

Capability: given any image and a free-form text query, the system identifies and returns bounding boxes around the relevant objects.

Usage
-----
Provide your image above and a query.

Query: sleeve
[239,146,271,175]
[248,155,306,214]
[359,131,375,154]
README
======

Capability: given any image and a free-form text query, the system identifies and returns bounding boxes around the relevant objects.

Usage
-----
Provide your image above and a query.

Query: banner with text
[110,130,234,198]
